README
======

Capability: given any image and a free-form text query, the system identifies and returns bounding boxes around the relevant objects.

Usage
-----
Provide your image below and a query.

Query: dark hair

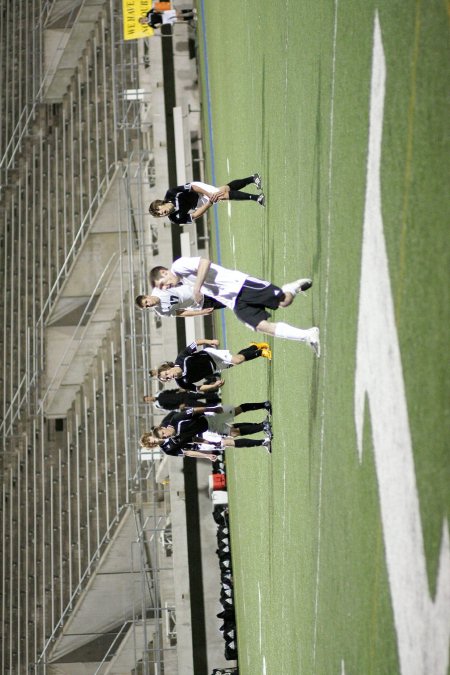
[149,199,168,217]
[135,295,146,309]
[149,266,168,287]
[152,425,164,439]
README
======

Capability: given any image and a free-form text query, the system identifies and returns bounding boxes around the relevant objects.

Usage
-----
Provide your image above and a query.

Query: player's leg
[226,176,265,205]
[256,319,320,356]
[179,8,194,19]
[232,438,269,448]
[229,344,271,365]
[229,422,265,436]
[279,278,313,306]
[227,176,259,191]
[222,437,270,450]
[233,401,272,416]
[235,279,320,356]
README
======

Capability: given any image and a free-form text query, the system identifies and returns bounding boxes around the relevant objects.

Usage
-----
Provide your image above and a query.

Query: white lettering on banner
[354,13,450,675]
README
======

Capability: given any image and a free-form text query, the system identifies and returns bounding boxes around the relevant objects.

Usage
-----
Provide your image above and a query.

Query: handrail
[37,251,120,411]
[93,620,133,674]
[0,3,82,173]
[36,504,130,666]
[0,165,118,436]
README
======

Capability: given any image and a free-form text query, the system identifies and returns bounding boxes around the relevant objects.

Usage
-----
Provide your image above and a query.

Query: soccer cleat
[253,173,263,190]
[308,327,320,357]
[257,193,266,207]
[282,278,313,296]
[260,347,272,360]
[262,438,272,453]
[263,400,272,415]
[263,420,273,438]
[250,341,270,350]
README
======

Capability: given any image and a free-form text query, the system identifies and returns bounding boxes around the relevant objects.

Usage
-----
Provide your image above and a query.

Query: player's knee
[256,320,275,335]
[279,292,293,307]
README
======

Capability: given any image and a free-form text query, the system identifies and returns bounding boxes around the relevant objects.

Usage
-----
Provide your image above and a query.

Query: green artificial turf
[196,1,450,673]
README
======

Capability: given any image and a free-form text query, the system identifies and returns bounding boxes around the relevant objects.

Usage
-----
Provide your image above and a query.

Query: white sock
[274,322,312,342]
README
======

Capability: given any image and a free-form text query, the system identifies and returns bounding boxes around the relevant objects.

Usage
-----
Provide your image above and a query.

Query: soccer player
[150,257,320,356]
[139,401,272,460]
[139,8,195,29]
[135,284,225,318]
[148,175,265,226]
[143,388,221,410]
[156,338,272,392]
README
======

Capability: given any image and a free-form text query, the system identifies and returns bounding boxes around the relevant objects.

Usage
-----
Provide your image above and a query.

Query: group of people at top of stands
[138,172,320,461]
[139,4,196,30]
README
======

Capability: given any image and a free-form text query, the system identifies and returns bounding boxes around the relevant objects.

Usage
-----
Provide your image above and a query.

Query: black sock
[234,422,264,436]
[234,438,264,448]
[227,176,254,190]
[237,345,261,361]
[239,402,266,412]
[228,190,259,201]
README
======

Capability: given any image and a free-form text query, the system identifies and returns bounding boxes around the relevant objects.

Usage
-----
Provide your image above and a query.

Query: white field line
[312,0,339,668]
[355,14,450,674]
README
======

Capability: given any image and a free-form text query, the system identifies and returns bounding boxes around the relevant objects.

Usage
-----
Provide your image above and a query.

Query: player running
[150,257,320,356]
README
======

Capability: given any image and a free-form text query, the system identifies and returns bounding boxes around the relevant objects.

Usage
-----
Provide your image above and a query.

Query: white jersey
[189,181,220,209]
[171,256,248,310]
[150,285,201,318]
[161,9,178,24]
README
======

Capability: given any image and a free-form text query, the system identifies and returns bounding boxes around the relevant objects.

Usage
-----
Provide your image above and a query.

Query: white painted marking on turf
[231,233,236,263]
[262,655,267,675]
[226,156,230,174]
[227,201,232,219]
[313,0,339,668]
[354,14,450,675]
[258,581,263,650]
[341,660,346,675]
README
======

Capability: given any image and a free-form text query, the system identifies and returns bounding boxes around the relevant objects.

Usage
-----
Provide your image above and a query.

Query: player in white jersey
[149,257,320,356]
[135,284,225,318]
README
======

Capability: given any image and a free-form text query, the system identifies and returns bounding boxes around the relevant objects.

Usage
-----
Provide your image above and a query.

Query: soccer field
[197,2,449,674]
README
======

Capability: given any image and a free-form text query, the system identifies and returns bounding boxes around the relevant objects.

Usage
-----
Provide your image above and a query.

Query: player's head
[150,266,179,290]
[135,294,158,309]
[138,16,148,25]
[153,425,174,440]
[157,361,179,382]
[149,200,174,217]
[143,395,156,404]
[140,432,161,448]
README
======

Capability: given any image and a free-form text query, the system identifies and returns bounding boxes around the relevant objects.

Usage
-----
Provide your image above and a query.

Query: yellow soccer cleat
[250,341,270,350]
[260,347,272,361]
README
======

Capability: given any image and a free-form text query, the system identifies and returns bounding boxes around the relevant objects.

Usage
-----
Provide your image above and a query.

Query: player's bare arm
[193,258,211,303]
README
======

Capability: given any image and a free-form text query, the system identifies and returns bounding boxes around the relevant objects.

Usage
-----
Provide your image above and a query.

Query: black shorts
[233,278,285,329]
[203,296,226,310]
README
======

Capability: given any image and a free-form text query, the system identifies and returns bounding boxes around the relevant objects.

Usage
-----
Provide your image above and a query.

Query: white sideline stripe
[355,13,450,675]
[312,0,339,668]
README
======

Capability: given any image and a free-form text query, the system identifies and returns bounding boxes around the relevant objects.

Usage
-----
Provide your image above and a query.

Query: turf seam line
[312,0,339,669]
[199,0,228,347]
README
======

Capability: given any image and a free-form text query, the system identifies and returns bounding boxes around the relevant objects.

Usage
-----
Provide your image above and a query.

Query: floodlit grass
[197,1,449,673]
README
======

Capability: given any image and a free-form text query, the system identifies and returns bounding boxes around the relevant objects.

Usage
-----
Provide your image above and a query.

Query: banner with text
[122,0,154,40]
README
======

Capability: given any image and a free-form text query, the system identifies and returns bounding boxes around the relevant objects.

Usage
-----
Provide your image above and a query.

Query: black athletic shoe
[263,400,272,415]
[253,172,263,190]
[262,420,273,439]
[262,438,272,453]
